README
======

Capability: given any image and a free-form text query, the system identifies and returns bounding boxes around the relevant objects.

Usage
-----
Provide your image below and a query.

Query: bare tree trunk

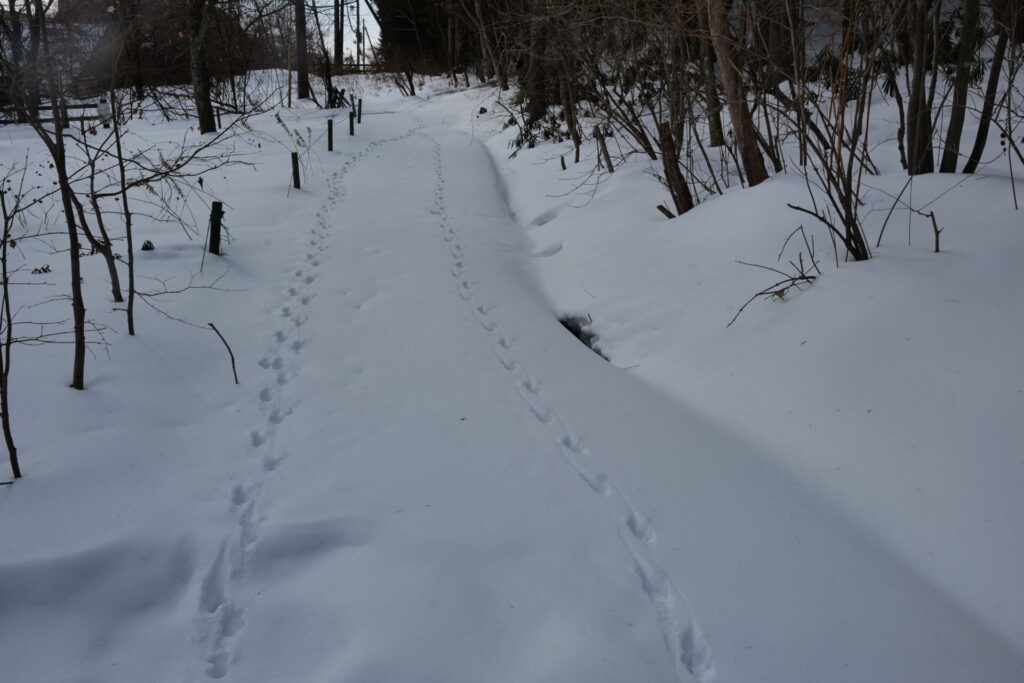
[657,122,695,215]
[560,74,583,157]
[36,0,86,389]
[939,0,980,172]
[906,0,936,175]
[697,7,726,147]
[3,0,43,123]
[0,190,20,478]
[522,17,552,124]
[963,23,1008,173]
[296,0,310,99]
[70,192,123,303]
[56,162,87,389]
[189,0,217,133]
[472,0,498,81]
[310,0,335,97]
[111,96,137,336]
[119,0,145,100]
[708,0,770,186]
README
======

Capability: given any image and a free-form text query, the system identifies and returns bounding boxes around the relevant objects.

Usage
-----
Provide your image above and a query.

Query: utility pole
[356,0,361,70]
[334,0,342,71]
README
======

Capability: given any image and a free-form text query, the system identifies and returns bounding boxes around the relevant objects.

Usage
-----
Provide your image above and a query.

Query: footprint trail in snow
[420,129,715,683]
[193,121,423,680]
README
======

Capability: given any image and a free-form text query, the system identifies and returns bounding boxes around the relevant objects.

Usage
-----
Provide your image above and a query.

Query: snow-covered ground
[0,76,1021,682]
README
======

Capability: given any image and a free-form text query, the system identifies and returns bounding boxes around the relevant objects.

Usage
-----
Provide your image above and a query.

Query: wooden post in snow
[291,152,301,189]
[208,201,224,254]
[328,119,334,151]
[594,126,614,173]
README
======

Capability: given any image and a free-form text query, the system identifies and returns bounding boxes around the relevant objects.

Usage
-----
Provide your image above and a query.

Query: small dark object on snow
[559,314,609,361]
[141,240,155,251]
[479,107,487,114]
[31,264,51,274]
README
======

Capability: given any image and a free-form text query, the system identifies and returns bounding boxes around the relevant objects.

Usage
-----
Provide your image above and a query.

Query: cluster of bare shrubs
[452,1,1019,251]
[0,0,277,479]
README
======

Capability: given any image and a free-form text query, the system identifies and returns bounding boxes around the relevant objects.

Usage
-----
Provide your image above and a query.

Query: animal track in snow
[493,344,518,372]
[422,129,714,683]
[519,377,542,395]
[531,242,563,258]
[199,540,229,615]
[516,383,553,424]
[558,433,586,456]
[262,453,286,472]
[232,484,252,507]
[192,120,425,682]
[626,512,655,544]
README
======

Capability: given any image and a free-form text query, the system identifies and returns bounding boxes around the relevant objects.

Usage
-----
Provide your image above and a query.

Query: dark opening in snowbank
[558,314,609,361]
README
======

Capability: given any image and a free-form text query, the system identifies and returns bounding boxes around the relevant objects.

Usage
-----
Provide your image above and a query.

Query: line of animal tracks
[422,127,714,683]
[190,109,713,682]
[195,123,426,679]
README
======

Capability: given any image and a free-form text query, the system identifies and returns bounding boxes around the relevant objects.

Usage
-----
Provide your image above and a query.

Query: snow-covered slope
[0,78,1021,682]
[434,82,1024,658]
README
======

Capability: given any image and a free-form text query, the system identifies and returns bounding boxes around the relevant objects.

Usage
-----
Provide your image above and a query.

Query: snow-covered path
[190,105,1021,682]
[207,113,707,682]
[2,93,1022,682]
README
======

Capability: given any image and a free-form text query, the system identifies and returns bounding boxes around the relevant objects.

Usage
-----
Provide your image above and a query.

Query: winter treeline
[376,0,1021,259]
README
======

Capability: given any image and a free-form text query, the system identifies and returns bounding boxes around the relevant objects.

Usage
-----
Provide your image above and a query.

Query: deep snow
[0,75,1021,682]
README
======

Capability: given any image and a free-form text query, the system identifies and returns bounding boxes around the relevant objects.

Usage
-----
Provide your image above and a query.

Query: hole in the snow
[559,314,609,361]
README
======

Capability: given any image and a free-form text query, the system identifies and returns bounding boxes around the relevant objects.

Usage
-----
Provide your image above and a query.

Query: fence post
[99,97,111,129]
[357,98,363,124]
[328,119,333,151]
[349,110,355,136]
[291,152,301,189]
[208,201,224,255]
[594,126,614,173]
